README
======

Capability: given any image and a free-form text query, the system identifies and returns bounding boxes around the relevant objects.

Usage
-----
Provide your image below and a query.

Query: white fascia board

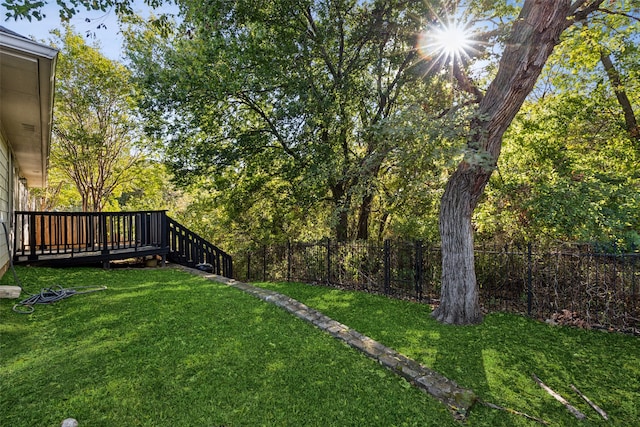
[0,30,58,60]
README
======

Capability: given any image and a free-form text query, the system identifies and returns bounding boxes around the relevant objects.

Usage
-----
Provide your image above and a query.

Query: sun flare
[417,19,475,67]
[433,22,472,57]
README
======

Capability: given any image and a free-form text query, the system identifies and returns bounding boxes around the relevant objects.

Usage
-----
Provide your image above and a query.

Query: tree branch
[453,65,484,103]
[600,50,640,142]
[236,92,301,162]
[532,373,586,420]
[302,7,339,80]
[569,1,607,24]
[570,384,609,420]
[597,8,640,23]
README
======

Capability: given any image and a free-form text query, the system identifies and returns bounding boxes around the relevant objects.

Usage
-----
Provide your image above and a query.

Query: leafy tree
[51,27,147,212]
[476,8,640,251]
[125,0,456,243]
[116,160,187,213]
[432,0,639,324]
[30,166,80,210]
[478,92,640,250]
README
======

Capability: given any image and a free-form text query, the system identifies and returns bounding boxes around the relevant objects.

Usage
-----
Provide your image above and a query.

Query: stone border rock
[178,266,476,420]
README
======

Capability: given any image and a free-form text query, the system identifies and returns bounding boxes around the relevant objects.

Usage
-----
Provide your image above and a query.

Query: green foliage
[475,6,640,250]
[116,160,186,213]
[478,91,640,249]
[125,0,469,243]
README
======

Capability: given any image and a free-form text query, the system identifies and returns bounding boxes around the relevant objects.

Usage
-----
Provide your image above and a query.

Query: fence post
[527,242,533,316]
[100,213,110,269]
[159,211,168,266]
[384,239,391,295]
[287,240,292,282]
[263,244,267,282]
[326,238,331,284]
[415,240,423,300]
[101,213,109,254]
[247,251,251,282]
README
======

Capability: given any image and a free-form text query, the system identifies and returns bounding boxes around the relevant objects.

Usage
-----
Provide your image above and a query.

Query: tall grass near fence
[236,240,640,332]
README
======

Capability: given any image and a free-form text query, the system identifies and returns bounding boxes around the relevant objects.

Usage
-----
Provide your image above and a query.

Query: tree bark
[330,182,350,242]
[356,192,373,241]
[600,51,640,142]
[433,0,601,324]
[435,165,487,324]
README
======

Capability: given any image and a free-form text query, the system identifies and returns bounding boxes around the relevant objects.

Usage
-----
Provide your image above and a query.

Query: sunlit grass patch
[256,281,640,427]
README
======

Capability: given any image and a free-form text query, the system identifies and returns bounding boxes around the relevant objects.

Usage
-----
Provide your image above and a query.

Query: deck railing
[13,211,169,264]
[12,211,233,278]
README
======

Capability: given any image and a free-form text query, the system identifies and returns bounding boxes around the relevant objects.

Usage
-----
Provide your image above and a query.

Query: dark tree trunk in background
[600,51,640,143]
[433,0,603,324]
[331,182,350,242]
[356,192,374,241]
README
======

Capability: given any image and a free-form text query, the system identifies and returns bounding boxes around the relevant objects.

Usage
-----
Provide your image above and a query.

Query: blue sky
[1,1,177,61]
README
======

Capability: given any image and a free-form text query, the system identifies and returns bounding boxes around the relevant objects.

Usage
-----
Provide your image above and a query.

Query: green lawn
[254,282,640,427]
[0,267,637,426]
[1,266,454,427]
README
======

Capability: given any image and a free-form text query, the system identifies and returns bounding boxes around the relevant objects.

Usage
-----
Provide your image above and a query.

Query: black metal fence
[235,240,639,332]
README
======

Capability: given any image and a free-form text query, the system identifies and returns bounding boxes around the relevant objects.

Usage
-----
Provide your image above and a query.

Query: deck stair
[166,217,232,277]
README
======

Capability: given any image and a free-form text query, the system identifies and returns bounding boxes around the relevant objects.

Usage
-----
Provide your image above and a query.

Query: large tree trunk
[435,165,489,324]
[433,0,601,324]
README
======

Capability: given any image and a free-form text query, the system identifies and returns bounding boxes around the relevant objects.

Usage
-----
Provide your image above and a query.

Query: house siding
[0,130,11,275]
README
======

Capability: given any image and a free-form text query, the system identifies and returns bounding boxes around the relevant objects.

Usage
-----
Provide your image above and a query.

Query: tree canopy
[38,26,182,213]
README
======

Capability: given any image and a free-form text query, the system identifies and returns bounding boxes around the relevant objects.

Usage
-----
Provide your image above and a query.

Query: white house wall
[0,130,11,273]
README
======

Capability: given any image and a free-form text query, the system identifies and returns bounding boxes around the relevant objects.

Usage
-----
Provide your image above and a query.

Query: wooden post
[28,214,37,261]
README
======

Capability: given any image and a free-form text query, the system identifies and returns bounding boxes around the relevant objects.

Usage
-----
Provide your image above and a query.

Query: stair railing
[166,217,233,278]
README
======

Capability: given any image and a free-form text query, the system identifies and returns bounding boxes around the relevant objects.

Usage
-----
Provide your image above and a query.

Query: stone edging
[178,266,476,420]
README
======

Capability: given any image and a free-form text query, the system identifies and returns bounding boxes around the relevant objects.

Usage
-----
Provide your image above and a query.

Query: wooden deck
[12,211,232,277]
[12,245,167,266]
